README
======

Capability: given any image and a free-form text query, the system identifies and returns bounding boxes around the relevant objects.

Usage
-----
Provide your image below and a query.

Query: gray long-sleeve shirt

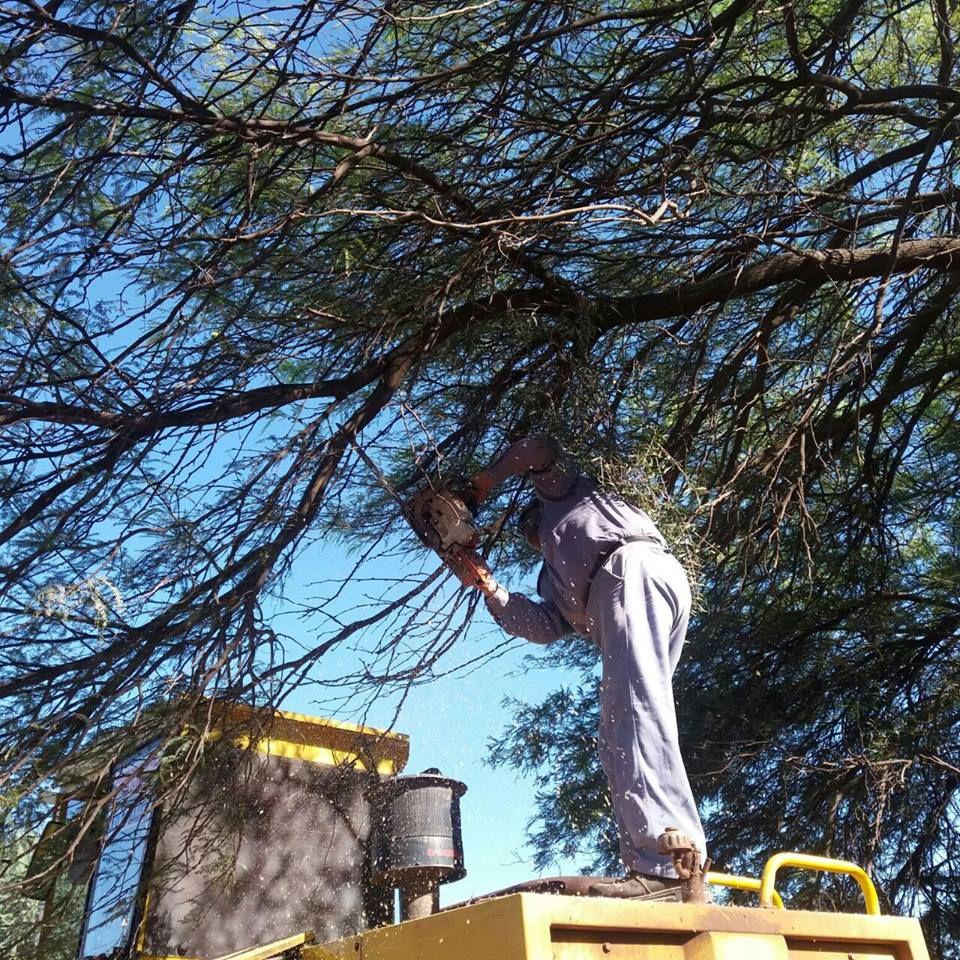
[483,436,667,644]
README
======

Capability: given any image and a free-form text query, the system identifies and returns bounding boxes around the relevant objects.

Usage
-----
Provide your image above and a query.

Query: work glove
[446,477,484,516]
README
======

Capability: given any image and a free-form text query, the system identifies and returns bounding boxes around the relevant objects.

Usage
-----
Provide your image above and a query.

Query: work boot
[587,871,684,901]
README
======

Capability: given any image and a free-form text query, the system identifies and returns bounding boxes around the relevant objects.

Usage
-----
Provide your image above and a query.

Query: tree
[0,825,42,959]
[0,0,959,953]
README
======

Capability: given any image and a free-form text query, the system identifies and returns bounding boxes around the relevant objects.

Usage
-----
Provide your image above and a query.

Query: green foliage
[491,423,960,953]
[2,0,960,955]
[0,827,41,959]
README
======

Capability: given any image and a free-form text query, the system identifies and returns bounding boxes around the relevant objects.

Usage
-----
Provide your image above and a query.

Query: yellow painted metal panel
[300,948,344,960]
[202,700,410,773]
[782,940,901,960]
[229,732,400,773]
[312,893,930,960]
[305,895,533,960]
[685,932,790,960]
[514,892,921,945]
[549,926,690,959]
[210,930,315,960]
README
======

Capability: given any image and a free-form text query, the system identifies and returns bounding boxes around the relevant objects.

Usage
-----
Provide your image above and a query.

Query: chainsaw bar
[350,441,477,557]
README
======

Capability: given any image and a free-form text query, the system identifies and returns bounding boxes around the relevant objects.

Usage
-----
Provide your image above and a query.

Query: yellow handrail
[759,853,880,915]
[705,871,784,909]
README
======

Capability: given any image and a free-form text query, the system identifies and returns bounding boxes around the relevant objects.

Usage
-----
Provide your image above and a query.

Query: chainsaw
[351,442,495,594]
[406,486,479,556]
[349,441,480,559]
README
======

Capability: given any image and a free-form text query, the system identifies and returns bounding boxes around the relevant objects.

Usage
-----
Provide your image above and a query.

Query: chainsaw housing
[408,488,477,554]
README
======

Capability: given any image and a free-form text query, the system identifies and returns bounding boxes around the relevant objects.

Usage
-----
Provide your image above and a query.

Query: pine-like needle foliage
[1,1,959,954]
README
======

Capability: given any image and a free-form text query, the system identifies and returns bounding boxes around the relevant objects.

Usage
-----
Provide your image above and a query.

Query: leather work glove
[445,548,499,599]
[465,471,495,508]
[446,477,485,517]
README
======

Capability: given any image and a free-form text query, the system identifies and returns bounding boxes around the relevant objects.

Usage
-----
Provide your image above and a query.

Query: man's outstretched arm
[484,584,570,645]
[470,435,576,502]
[446,549,569,645]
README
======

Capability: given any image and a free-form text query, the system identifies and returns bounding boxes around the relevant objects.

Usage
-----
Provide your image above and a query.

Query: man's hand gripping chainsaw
[407,486,498,598]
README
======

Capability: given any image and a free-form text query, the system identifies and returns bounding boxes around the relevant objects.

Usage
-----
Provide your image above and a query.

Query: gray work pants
[587,540,706,877]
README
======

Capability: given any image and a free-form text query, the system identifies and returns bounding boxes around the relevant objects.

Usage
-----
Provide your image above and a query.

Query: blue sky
[0,225,588,901]
[0,5,598,903]
[271,533,587,903]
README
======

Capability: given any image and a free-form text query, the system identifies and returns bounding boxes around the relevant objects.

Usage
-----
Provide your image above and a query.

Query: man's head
[516,498,542,552]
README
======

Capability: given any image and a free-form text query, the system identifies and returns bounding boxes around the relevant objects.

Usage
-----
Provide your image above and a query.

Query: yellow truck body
[304,893,930,960]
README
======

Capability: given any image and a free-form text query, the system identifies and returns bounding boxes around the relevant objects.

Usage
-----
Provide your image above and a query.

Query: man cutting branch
[447,436,706,899]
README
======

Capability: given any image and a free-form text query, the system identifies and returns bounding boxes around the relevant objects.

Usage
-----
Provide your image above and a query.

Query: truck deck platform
[305,892,929,960]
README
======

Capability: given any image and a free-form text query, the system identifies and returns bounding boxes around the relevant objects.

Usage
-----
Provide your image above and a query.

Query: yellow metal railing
[705,871,784,909]
[707,853,880,916]
[759,852,881,915]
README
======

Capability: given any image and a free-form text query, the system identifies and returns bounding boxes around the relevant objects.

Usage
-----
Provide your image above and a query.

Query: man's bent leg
[588,542,705,878]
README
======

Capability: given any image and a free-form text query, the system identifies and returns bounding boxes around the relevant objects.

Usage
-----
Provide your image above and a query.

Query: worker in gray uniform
[447,435,706,898]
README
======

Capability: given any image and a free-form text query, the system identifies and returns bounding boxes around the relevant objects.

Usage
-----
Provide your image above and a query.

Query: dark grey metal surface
[143,748,389,959]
